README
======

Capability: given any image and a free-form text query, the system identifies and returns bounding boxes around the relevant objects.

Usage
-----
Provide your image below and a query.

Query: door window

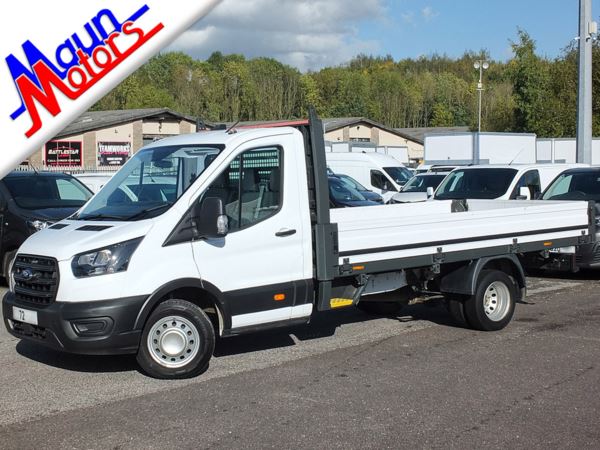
[370,170,388,190]
[511,170,541,199]
[203,147,282,231]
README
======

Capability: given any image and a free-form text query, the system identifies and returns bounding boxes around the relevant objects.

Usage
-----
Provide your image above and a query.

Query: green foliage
[92,35,597,137]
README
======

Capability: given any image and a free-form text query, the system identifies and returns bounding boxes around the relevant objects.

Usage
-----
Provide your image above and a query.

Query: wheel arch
[134,278,231,335]
[440,255,526,300]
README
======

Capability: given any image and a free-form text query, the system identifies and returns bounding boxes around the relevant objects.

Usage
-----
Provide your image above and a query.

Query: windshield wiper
[125,203,173,221]
[77,213,127,221]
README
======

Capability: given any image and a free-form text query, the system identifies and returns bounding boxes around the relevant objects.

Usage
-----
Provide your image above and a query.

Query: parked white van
[434,164,585,201]
[325,152,413,202]
[73,173,115,194]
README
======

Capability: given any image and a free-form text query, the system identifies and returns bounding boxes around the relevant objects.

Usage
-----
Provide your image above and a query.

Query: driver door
[191,141,310,331]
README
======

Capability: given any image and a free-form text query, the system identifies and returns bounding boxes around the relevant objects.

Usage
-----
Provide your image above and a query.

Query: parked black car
[333,173,384,204]
[328,176,380,208]
[0,171,93,280]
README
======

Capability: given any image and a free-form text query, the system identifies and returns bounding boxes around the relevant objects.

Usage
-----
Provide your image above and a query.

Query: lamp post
[474,60,489,133]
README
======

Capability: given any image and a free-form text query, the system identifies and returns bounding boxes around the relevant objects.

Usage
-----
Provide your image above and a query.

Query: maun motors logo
[6,4,164,138]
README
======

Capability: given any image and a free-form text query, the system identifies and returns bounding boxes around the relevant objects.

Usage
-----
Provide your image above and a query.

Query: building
[323,118,424,161]
[221,116,427,164]
[27,108,199,170]
[394,126,471,144]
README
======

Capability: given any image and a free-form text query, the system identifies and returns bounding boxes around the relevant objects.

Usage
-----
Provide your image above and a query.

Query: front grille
[13,255,59,305]
[11,321,47,340]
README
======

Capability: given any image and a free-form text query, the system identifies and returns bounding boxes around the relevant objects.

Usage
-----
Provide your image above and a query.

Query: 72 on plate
[12,306,38,325]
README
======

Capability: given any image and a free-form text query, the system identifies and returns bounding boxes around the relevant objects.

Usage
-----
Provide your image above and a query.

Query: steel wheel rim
[147,316,200,368]
[483,281,510,321]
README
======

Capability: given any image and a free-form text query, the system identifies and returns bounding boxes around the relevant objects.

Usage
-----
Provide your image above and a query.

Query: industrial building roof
[395,126,471,143]
[55,108,197,138]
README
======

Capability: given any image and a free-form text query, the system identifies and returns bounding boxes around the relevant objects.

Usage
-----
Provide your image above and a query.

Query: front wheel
[464,270,516,331]
[137,299,215,379]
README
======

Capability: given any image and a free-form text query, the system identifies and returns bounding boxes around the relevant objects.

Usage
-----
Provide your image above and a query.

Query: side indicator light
[352,265,365,271]
[330,298,353,308]
[274,293,286,301]
[544,242,553,247]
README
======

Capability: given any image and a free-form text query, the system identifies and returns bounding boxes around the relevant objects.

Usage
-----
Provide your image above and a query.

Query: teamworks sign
[98,141,131,166]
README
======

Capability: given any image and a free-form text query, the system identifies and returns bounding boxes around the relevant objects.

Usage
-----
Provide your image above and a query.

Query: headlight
[71,237,143,278]
[27,219,52,232]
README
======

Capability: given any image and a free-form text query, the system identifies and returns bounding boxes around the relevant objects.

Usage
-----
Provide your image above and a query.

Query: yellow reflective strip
[330,298,354,308]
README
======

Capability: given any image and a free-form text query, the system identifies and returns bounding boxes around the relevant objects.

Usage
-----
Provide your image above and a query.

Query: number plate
[549,246,576,254]
[12,306,38,325]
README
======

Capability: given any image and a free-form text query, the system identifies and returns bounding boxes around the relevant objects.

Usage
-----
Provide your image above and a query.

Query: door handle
[275,228,297,237]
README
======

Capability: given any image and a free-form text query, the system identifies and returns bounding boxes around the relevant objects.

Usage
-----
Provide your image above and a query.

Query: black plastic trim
[222,316,310,337]
[133,278,232,331]
[3,291,147,355]
[224,279,313,316]
[440,254,526,296]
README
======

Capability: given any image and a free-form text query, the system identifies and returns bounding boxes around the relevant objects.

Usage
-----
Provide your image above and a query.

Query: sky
[169,0,594,71]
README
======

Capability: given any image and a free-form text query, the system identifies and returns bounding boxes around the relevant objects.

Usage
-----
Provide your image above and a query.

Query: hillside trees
[92,34,597,138]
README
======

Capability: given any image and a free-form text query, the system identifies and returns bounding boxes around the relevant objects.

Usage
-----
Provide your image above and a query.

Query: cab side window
[203,147,282,231]
[511,170,541,199]
[370,170,388,190]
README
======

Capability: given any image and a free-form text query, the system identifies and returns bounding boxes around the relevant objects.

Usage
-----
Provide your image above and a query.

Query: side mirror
[382,181,390,192]
[516,186,531,201]
[426,187,435,198]
[193,197,228,239]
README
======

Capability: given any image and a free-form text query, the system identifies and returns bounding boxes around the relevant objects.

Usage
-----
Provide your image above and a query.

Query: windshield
[329,177,366,202]
[337,174,368,191]
[4,175,92,210]
[401,174,447,193]
[435,168,517,200]
[76,144,222,221]
[542,171,600,201]
[383,167,412,186]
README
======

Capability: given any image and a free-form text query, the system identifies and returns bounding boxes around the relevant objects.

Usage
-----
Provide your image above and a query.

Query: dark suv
[0,171,93,280]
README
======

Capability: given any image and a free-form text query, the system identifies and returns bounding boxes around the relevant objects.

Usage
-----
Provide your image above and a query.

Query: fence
[14,165,121,175]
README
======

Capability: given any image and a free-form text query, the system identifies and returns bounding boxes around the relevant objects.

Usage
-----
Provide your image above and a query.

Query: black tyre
[3,250,17,284]
[463,270,516,331]
[137,299,215,379]
[357,301,403,316]
[445,296,469,328]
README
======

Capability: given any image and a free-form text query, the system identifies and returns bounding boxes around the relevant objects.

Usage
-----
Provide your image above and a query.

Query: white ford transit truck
[3,112,595,379]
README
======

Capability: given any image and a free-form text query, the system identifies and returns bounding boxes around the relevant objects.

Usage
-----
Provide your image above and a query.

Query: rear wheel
[137,299,215,379]
[464,270,516,331]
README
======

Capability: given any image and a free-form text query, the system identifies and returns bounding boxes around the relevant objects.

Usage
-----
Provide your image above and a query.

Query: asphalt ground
[1,273,599,449]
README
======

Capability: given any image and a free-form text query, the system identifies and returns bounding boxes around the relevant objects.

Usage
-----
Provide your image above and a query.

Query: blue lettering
[7,41,67,119]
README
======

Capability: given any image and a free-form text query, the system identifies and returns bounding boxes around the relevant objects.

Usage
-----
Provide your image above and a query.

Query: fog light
[72,318,113,336]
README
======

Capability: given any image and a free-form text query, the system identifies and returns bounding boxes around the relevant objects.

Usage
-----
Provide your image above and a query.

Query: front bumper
[3,291,147,355]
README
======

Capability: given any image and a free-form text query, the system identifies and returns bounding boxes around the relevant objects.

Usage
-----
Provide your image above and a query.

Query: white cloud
[167,0,385,71]
[401,11,415,24]
[421,6,439,22]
